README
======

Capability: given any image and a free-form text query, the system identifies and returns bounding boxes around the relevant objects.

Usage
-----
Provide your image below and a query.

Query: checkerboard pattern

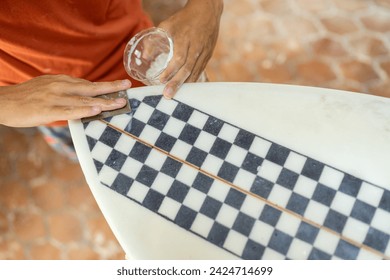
[82,95,390,259]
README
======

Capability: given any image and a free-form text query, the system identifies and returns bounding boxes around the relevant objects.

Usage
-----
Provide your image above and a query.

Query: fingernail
[163,87,173,99]
[91,106,101,113]
[114,98,126,105]
[121,79,131,87]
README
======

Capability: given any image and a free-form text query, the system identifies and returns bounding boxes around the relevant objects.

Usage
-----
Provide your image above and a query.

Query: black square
[106,150,127,171]
[99,126,121,147]
[276,168,299,190]
[155,132,177,152]
[210,138,232,159]
[301,158,324,181]
[130,98,141,109]
[129,118,146,136]
[207,222,230,246]
[308,248,331,260]
[129,141,152,163]
[334,239,359,260]
[160,157,182,178]
[268,229,293,255]
[323,209,347,233]
[242,152,263,174]
[174,205,197,230]
[350,200,376,224]
[86,135,98,151]
[167,180,190,203]
[296,221,319,244]
[265,143,290,166]
[363,227,389,253]
[217,162,239,183]
[147,109,170,130]
[178,124,201,145]
[234,130,255,150]
[339,174,362,197]
[232,212,255,236]
[135,165,158,187]
[200,196,222,219]
[186,147,208,167]
[286,193,309,216]
[312,183,336,206]
[242,239,265,260]
[225,188,246,209]
[250,177,273,199]
[192,173,214,194]
[142,189,164,212]
[203,116,224,136]
[259,205,281,226]
[172,102,194,122]
[112,173,134,195]
[94,159,104,174]
[143,95,162,107]
[379,190,390,212]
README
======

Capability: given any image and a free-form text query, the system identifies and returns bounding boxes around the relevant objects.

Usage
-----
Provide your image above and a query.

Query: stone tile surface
[0,0,389,259]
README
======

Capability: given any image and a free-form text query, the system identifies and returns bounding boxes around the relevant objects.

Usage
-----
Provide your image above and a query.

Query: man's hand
[0,75,131,127]
[158,0,223,98]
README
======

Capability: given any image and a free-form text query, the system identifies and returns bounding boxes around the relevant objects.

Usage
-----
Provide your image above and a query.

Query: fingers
[69,79,132,96]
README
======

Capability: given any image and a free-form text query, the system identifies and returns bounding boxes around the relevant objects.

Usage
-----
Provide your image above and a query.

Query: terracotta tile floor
[1,0,389,259]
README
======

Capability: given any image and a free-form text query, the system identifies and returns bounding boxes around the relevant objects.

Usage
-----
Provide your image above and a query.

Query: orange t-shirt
[0,0,153,86]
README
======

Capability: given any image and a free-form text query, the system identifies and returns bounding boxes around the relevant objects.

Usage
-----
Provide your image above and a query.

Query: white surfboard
[69,82,390,260]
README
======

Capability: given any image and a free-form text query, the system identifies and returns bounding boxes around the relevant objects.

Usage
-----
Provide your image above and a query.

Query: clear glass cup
[123,27,207,86]
[123,27,173,86]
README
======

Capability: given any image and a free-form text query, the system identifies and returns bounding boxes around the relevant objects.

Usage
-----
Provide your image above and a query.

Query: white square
[283,152,307,174]
[158,197,182,220]
[233,169,256,191]
[313,229,339,255]
[144,149,166,171]
[162,117,186,138]
[133,103,154,123]
[151,172,174,195]
[267,184,292,208]
[187,110,209,129]
[92,142,113,163]
[139,125,161,145]
[249,221,274,246]
[371,208,390,234]
[225,145,248,167]
[207,180,230,201]
[217,123,240,143]
[224,230,247,256]
[114,135,136,155]
[183,188,207,212]
[304,200,329,225]
[156,97,178,115]
[286,238,312,260]
[240,195,265,219]
[120,157,143,179]
[330,192,355,216]
[356,249,382,260]
[357,182,384,207]
[99,165,119,187]
[262,248,285,260]
[294,176,317,199]
[319,166,344,190]
[201,154,224,176]
[85,121,107,139]
[191,213,214,238]
[342,217,370,244]
[216,204,239,228]
[276,212,301,236]
[170,140,192,160]
[109,114,133,130]
[193,131,217,152]
[257,160,283,183]
[127,181,149,203]
[249,137,272,158]
[175,164,198,186]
